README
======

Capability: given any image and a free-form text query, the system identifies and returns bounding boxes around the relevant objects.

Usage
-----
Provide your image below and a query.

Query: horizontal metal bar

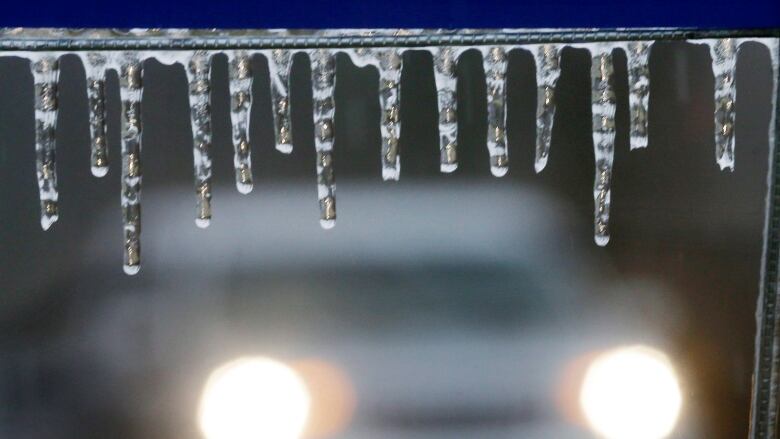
[0,28,778,51]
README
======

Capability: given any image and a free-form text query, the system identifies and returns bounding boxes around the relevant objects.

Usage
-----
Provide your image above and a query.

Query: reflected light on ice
[580,345,682,439]
[198,357,311,439]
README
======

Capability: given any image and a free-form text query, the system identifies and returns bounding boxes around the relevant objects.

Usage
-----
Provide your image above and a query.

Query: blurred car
[0,182,694,439]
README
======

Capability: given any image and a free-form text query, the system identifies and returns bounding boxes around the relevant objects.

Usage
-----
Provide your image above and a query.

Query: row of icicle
[7,37,779,274]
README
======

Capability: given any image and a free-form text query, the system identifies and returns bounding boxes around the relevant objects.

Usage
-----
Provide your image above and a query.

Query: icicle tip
[441,163,458,173]
[195,218,211,228]
[40,215,58,231]
[382,168,400,181]
[630,137,649,150]
[123,264,140,275]
[490,165,508,177]
[91,165,109,177]
[236,181,253,194]
[534,158,548,174]
[276,143,293,154]
[717,159,735,172]
[320,218,336,230]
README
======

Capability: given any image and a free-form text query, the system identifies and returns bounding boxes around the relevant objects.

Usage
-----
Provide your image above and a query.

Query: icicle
[310,49,337,229]
[591,47,617,247]
[533,44,561,173]
[483,47,509,177]
[119,55,143,275]
[268,49,293,153]
[433,47,459,173]
[627,42,652,149]
[227,51,254,194]
[710,38,738,171]
[769,40,780,183]
[186,51,214,228]
[376,49,403,180]
[31,55,60,230]
[85,53,109,177]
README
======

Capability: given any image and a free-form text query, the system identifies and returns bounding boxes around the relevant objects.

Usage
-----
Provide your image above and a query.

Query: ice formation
[0,30,777,273]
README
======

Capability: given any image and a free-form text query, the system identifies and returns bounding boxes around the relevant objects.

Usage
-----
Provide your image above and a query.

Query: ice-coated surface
[690,38,780,172]
[376,49,404,180]
[627,41,652,150]
[227,51,254,193]
[710,38,739,171]
[590,45,618,247]
[0,33,776,274]
[343,46,407,180]
[30,54,60,230]
[482,46,510,177]
[119,54,144,275]
[309,49,338,229]
[751,38,779,438]
[433,47,462,173]
[532,44,561,173]
[186,51,214,227]
[80,52,110,176]
[267,49,293,153]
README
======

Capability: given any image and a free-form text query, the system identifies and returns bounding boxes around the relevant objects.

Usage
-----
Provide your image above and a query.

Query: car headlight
[198,356,311,439]
[580,345,682,439]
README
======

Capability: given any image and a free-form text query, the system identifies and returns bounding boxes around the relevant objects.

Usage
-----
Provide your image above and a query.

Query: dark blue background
[1,0,778,29]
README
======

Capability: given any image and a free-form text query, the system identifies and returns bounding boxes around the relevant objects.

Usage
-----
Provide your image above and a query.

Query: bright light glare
[580,345,682,439]
[198,357,311,439]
